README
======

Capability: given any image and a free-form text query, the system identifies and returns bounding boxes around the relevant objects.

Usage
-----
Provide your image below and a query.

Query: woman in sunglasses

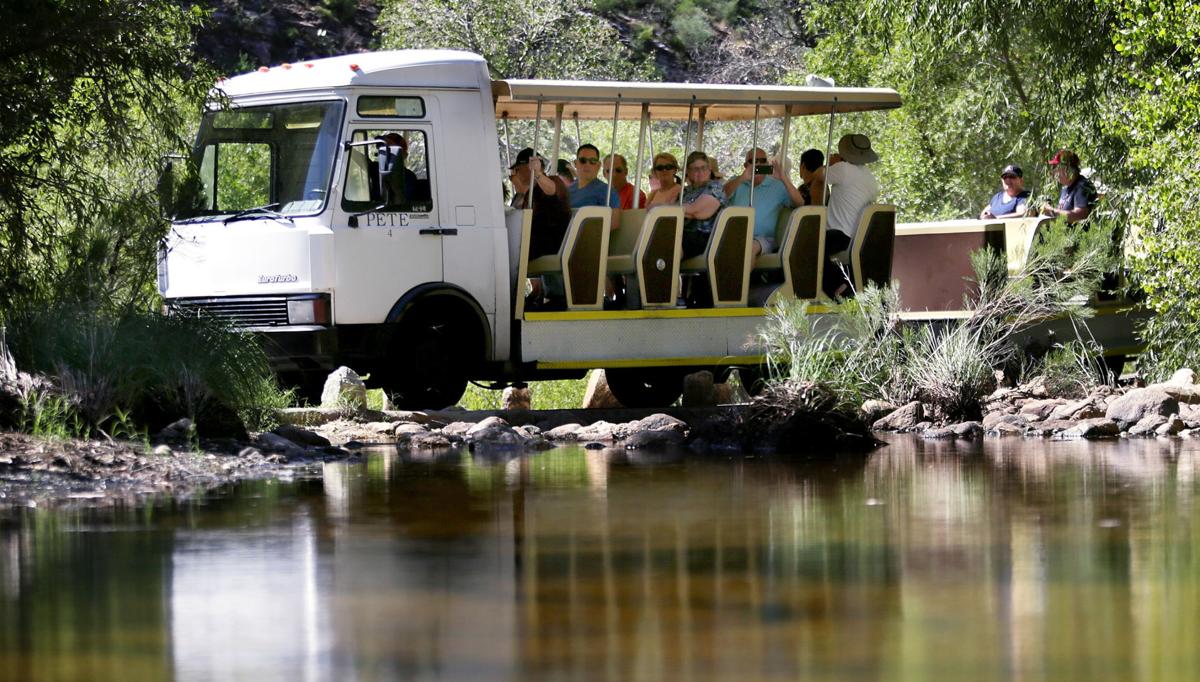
[680,151,727,259]
[646,153,682,206]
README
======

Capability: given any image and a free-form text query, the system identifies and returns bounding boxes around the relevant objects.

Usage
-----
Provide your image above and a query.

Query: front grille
[169,296,290,327]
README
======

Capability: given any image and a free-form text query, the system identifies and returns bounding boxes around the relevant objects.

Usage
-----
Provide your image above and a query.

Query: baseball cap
[510,147,545,170]
[1048,149,1080,169]
[1000,164,1023,178]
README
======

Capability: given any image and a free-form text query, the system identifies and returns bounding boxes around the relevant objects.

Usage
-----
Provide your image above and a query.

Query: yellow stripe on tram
[537,355,766,370]
[523,304,833,322]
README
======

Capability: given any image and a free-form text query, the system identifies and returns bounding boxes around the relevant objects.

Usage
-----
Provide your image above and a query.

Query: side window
[341,129,433,214]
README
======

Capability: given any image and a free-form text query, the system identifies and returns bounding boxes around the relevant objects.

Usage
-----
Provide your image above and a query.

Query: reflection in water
[1,437,1199,681]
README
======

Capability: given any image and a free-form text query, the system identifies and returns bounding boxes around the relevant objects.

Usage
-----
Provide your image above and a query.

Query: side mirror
[156,154,185,218]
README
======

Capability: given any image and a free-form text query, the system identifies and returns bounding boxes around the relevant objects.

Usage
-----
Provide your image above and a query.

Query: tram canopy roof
[492,79,902,121]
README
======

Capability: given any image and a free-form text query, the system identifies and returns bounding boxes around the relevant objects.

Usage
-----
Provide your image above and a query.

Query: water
[2,436,1199,681]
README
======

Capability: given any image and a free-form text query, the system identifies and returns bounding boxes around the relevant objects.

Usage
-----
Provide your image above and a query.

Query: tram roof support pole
[529,98,542,208]
[632,103,649,209]
[749,99,761,208]
[780,107,792,182]
[606,97,620,209]
[550,103,564,176]
[681,96,695,208]
[696,107,707,153]
[502,112,512,171]
[824,99,837,206]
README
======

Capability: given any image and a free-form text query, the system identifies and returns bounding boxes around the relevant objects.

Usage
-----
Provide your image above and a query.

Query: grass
[458,374,592,411]
[756,223,1114,421]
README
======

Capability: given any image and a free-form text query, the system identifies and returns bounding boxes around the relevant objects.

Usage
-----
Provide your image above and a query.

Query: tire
[379,319,468,410]
[604,367,686,408]
[277,371,327,406]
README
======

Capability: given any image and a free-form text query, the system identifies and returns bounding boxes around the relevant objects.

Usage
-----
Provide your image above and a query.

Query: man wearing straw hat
[823,133,880,297]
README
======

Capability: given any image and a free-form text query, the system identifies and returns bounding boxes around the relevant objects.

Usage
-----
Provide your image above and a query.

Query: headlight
[287,296,331,325]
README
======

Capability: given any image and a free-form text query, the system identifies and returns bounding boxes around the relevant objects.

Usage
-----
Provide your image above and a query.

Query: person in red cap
[1041,149,1098,224]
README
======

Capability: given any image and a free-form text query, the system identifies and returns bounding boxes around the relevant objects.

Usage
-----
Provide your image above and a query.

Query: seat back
[850,204,896,291]
[784,206,826,300]
[609,208,646,261]
[508,209,533,318]
[685,206,754,307]
[636,205,684,307]
[560,206,611,309]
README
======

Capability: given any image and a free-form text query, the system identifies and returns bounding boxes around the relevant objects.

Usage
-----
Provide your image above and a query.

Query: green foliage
[376,0,656,80]
[0,0,212,315]
[6,308,290,434]
[458,376,590,410]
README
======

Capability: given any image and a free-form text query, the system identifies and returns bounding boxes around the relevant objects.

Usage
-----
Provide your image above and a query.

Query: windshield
[177,101,344,220]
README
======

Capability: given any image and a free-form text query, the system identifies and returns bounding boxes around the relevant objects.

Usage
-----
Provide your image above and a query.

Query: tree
[376,0,655,80]
[0,0,212,315]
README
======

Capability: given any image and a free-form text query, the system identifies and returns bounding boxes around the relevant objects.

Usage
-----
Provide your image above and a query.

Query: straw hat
[837,134,879,164]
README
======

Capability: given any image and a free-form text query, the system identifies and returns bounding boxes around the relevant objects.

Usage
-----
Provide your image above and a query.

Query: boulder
[983,411,1025,430]
[1105,388,1179,428]
[257,432,305,453]
[951,421,984,440]
[1168,368,1196,385]
[1047,400,1104,422]
[1128,414,1169,437]
[441,421,476,438]
[614,413,689,441]
[1058,418,1120,439]
[157,418,195,442]
[465,416,527,446]
[1157,415,1185,436]
[409,432,456,450]
[987,422,1025,437]
[681,371,716,407]
[582,370,622,409]
[1019,398,1066,421]
[921,427,955,440]
[624,428,685,449]
[872,401,923,431]
[394,422,430,445]
[713,382,735,405]
[861,400,898,424]
[502,386,531,410]
[152,444,173,457]
[321,366,368,411]
[385,410,432,424]
[272,424,331,448]
[576,420,619,442]
[1149,381,1200,405]
[1025,419,1078,438]
[544,423,584,441]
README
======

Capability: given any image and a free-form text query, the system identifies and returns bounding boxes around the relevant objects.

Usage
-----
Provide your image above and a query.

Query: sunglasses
[576,157,599,165]
[606,167,627,173]
[744,159,769,166]
[653,164,677,171]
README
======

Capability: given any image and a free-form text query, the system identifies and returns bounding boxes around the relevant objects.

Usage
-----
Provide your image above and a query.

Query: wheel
[604,367,685,408]
[378,319,468,410]
[277,371,327,406]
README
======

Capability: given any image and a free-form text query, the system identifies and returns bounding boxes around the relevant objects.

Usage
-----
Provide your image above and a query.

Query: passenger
[566,144,620,209]
[602,153,647,209]
[680,151,727,259]
[509,147,570,258]
[379,133,419,206]
[979,164,1030,219]
[556,159,576,183]
[724,147,795,258]
[646,153,682,205]
[796,148,825,207]
[823,133,881,298]
[1041,149,1098,224]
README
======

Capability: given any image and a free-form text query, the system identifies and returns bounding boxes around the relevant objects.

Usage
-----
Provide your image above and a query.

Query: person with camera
[725,147,795,257]
[823,133,881,297]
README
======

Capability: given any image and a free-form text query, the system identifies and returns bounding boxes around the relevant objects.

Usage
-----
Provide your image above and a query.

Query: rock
[913,421,932,432]
[681,371,716,407]
[441,421,476,438]
[394,422,430,445]
[502,386,531,410]
[409,432,456,449]
[1157,415,1185,436]
[1019,398,1066,421]
[257,432,304,453]
[1149,381,1200,405]
[988,422,1025,437]
[983,411,1025,430]
[465,416,527,446]
[951,421,984,440]
[582,370,622,409]
[861,400,898,424]
[1047,400,1104,421]
[157,418,194,442]
[872,401,923,431]
[1024,420,1078,438]
[576,420,618,442]
[1018,376,1049,398]
[614,413,688,441]
[1058,418,1120,439]
[1128,414,1169,436]
[544,423,584,441]
[238,447,262,458]
[921,427,955,440]
[624,428,684,449]
[1168,368,1196,385]
[361,421,400,434]
[152,444,173,457]
[713,382,734,405]
[321,366,368,411]
[1178,403,1200,421]
[518,424,541,437]
[384,410,431,424]
[1105,388,1179,428]
[272,424,331,448]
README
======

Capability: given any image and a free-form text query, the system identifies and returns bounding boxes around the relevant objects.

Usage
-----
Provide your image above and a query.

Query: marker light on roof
[349,64,359,71]
[282,63,292,70]
[305,63,314,68]
[258,66,269,73]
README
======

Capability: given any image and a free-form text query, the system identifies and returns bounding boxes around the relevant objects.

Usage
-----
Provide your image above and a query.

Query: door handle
[418,228,458,236]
